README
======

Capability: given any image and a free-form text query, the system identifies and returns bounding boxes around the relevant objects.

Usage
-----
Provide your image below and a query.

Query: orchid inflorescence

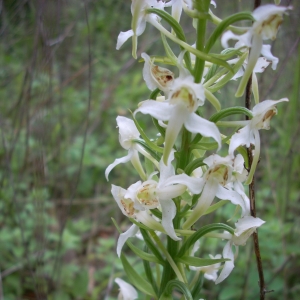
[107,1,291,299]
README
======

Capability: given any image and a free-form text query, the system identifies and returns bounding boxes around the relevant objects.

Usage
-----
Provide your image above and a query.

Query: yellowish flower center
[208,165,229,186]
[136,181,159,208]
[170,87,197,112]
[254,14,283,40]
[120,198,136,217]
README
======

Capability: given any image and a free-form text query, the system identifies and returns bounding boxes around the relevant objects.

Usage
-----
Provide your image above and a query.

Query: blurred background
[0,0,299,299]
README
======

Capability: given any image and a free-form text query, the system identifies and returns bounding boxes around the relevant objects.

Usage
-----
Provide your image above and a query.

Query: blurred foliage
[0,0,299,299]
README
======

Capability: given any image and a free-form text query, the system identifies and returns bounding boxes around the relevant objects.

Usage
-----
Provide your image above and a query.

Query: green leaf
[191,273,204,299]
[146,8,192,71]
[206,51,248,92]
[204,63,219,83]
[146,9,233,72]
[140,228,165,264]
[127,241,162,265]
[143,245,159,296]
[131,112,164,153]
[177,223,234,257]
[203,200,229,215]
[133,139,161,160]
[121,254,156,297]
[161,33,178,66]
[176,255,228,267]
[210,106,253,123]
[205,12,254,52]
[159,280,193,300]
[184,158,205,176]
[149,88,161,100]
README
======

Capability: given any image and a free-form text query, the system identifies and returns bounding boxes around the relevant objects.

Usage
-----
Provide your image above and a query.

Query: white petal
[221,31,251,49]
[111,184,135,218]
[115,278,138,300]
[134,100,172,121]
[158,184,187,200]
[210,0,216,8]
[158,149,175,185]
[163,174,205,195]
[216,185,249,217]
[171,0,183,22]
[141,52,157,91]
[252,4,290,22]
[233,216,265,246]
[233,181,251,216]
[117,224,139,257]
[233,154,246,175]
[252,98,288,116]
[229,124,252,156]
[116,30,134,50]
[117,116,140,150]
[160,199,181,241]
[141,52,174,92]
[125,181,142,205]
[235,216,265,236]
[253,57,270,73]
[215,241,235,284]
[105,150,134,181]
[261,44,278,70]
[184,113,221,151]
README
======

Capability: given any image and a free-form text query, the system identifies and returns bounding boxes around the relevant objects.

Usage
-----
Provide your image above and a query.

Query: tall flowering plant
[107,1,291,299]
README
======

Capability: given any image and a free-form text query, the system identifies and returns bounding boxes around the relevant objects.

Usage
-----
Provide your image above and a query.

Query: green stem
[149,232,184,282]
[178,129,192,171]
[194,0,211,83]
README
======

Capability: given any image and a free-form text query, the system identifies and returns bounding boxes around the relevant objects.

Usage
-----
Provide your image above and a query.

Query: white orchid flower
[105,116,158,181]
[183,154,247,229]
[142,53,175,95]
[229,98,288,184]
[125,151,201,240]
[215,216,265,284]
[221,4,291,96]
[112,151,202,242]
[135,59,221,164]
[115,278,138,300]
[116,0,166,59]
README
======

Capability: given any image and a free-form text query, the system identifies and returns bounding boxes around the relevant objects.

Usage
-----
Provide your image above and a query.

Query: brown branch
[245,1,267,299]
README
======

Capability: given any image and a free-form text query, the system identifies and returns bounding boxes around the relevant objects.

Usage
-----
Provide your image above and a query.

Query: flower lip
[136,180,159,209]
[170,86,198,112]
